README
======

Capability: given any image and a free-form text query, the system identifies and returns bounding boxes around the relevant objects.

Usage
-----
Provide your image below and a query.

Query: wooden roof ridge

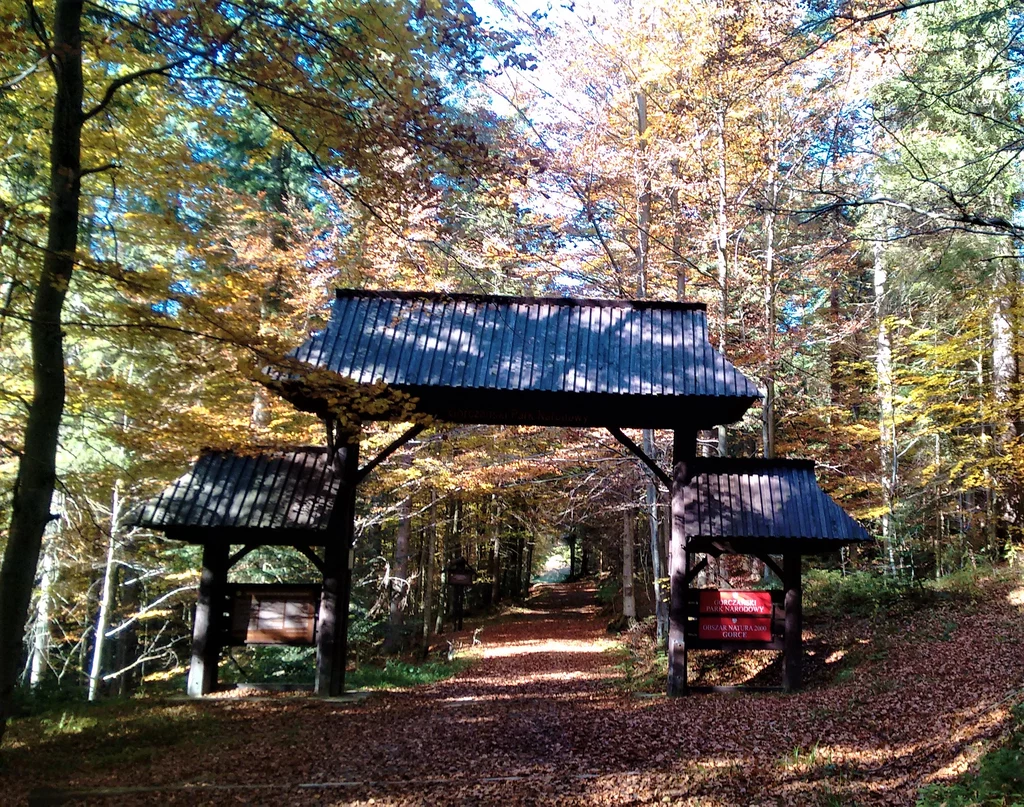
[335,287,710,312]
[688,457,816,473]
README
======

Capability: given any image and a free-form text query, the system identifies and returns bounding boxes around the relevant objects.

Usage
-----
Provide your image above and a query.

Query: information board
[228,586,318,646]
[699,589,773,616]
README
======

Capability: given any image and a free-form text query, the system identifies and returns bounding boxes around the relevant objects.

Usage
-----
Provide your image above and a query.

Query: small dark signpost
[446,557,475,630]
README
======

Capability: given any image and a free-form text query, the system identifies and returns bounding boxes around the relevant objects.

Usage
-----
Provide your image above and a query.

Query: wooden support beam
[292,544,326,575]
[355,424,424,484]
[668,427,697,697]
[187,541,229,697]
[316,441,359,697]
[753,552,784,582]
[681,556,708,589]
[227,544,259,569]
[607,427,671,489]
[782,551,803,692]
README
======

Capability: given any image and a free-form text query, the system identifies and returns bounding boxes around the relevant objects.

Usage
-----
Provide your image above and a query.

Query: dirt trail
[11,578,1024,806]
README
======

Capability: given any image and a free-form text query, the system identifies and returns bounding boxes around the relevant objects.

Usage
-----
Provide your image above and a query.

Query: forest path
[12,576,1024,806]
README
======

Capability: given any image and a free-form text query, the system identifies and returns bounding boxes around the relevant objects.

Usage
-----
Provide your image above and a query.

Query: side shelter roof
[683,458,872,554]
[268,289,761,429]
[131,448,339,541]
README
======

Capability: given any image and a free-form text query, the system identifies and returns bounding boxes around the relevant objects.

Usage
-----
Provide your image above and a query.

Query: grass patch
[804,565,1005,622]
[609,619,668,694]
[347,658,470,690]
[2,699,222,773]
[917,703,1024,806]
[222,645,316,685]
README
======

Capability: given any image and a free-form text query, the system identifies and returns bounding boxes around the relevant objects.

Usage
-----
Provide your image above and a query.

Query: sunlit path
[10,578,1024,807]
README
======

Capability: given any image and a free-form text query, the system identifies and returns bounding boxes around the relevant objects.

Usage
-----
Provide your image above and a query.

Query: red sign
[698,616,773,642]
[699,590,773,616]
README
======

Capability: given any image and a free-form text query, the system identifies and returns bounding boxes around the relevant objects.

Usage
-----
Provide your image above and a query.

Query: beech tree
[0,0,508,739]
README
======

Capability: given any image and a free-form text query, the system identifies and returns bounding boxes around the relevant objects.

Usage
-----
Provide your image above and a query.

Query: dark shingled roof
[271,289,761,428]
[683,458,871,551]
[131,448,339,534]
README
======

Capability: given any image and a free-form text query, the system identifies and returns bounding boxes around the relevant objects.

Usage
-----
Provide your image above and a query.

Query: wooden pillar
[316,441,359,697]
[668,428,697,696]
[782,551,803,692]
[187,541,228,697]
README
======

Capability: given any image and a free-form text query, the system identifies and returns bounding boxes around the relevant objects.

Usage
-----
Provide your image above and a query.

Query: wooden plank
[683,638,786,652]
[227,544,259,569]
[292,544,326,575]
[753,552,784,581]
[668,427,696,696]
[606,426,671,489]
[681,556,708,589]
[186,542,228,697]
[355,424,424,484]
[316,442,359,697]
[782,551,803,692]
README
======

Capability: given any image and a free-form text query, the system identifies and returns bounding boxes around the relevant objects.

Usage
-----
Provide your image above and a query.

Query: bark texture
[0,0,84,741]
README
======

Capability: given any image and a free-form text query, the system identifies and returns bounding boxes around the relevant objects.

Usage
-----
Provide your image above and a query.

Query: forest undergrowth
[2,572,1023,806]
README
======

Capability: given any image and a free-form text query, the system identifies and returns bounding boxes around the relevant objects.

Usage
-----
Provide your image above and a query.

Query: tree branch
[83,59,194,121]
[0,55,48,93]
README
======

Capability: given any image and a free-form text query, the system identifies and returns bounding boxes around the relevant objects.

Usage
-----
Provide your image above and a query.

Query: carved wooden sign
[697,590,774,643]
[699,589,773,616]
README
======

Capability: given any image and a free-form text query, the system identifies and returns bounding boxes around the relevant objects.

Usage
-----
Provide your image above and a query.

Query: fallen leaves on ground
[4,577,1024,806]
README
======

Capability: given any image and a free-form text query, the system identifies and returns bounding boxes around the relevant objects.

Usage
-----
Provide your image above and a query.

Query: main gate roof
[270,289,760,428]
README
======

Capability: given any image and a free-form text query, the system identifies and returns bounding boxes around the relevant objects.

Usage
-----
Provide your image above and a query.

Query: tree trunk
[874,236,898,576]
[421,491,437,655]
[622,506,636,622]
[643,430,666,640]
[635,90,652,297]
[991,258,1019,545]
[714,104,729,458]
[490,529,501,604]
[1,0,84,740]
[88,483,121,701]
[114,560,139,696]
[385,459,412,653]
[28,515,60,689]
[524,539,533,593]
[670,160,686,300]
[434,505,448,634]
[762,156,778,459]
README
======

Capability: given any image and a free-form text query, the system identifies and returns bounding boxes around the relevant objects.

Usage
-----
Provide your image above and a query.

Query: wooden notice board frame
[686,589,785,652]
[227,584,321,646]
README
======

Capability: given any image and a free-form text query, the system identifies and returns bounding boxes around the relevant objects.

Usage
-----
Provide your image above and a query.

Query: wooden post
[186,541,228,697]
[668,428,696,696]
[782,551,803,692]
[316,441,359,697]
